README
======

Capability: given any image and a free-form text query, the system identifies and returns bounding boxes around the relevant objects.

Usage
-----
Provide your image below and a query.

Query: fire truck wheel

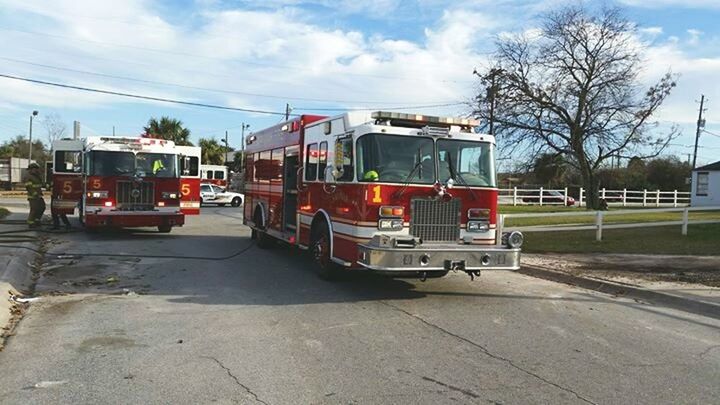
[158,225,172,233]
[311,226,340,280]
[254,212,275,249]
[231,197,242,207]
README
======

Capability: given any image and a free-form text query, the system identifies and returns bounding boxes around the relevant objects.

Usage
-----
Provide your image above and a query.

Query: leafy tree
[199,138,225,165]
[0,135,50,163]
[531,153,567,187]
[474,6,678,209]
[646,157,690,191]
[144,116,193,146]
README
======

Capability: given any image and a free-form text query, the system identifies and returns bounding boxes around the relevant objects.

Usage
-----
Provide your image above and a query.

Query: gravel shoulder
[523,253,720,295]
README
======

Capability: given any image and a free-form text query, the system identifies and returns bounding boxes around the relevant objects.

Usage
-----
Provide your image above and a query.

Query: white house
[691,161,720,207]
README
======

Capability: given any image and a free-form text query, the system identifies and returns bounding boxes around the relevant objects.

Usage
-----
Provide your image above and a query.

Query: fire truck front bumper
[85,210,185,228]
[357,236,520,272]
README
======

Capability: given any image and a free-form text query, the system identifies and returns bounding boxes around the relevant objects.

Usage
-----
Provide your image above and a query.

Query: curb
[518,265,720,320]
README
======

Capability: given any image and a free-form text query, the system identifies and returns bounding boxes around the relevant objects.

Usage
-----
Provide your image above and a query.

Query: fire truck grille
[116,181,155,211]
[410,198,460,242]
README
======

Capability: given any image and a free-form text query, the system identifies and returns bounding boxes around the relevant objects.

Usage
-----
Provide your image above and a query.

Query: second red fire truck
[243,111,523,280]
[51,136,199,232]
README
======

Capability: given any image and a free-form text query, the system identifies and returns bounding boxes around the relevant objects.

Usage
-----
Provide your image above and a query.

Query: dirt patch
[524,253,720,288]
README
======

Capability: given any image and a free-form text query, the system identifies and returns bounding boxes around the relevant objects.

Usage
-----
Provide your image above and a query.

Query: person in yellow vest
[152,158,165,175]
[25,163,46,228]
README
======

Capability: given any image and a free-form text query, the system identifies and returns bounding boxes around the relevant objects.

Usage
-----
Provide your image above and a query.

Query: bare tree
[474,6,678,209]
[43,113,67,145]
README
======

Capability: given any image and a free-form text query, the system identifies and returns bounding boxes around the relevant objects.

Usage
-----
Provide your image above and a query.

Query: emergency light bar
[371,111,479,127]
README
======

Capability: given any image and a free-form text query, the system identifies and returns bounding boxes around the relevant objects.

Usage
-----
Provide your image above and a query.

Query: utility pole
[692,94,706,169]
[240,123,249,152]
[285,103,291,121]
[224,130,229,164]
[113,126,115,136]
[473,68,503,135]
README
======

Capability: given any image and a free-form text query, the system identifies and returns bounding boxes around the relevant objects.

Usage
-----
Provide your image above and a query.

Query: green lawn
[499,206,720,228]
[522,224,720,256]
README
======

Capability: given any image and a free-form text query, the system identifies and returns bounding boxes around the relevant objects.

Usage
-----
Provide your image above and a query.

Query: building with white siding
[691,161,720,207]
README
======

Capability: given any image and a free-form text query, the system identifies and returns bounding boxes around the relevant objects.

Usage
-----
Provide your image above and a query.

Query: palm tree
[198,138,225,165]
[144,116,193,146]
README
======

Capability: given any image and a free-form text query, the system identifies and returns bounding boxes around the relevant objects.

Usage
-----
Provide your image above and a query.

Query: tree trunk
[580,167,600,210]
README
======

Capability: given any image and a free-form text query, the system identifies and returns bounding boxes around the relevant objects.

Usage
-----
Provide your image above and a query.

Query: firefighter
[152,157,165,175]
[362,170,379,181]
[25,163,46,228]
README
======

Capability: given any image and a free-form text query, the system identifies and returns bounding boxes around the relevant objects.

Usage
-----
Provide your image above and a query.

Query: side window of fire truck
[54,151,82,173]
[305,143,318,181]
[181,156,199,177]
[214,170,225,180]
[337,137,354,182]
[318,142,328,180]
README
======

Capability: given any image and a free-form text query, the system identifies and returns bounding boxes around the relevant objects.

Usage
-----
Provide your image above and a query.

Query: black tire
[311,223,341,280]
[254,211,274,249]
[231,197,242,207]
[218,203,226,207]
[158,225,172,233]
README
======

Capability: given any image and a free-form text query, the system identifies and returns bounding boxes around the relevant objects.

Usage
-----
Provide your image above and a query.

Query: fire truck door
[178,147,201,215]
[283,154,298,231]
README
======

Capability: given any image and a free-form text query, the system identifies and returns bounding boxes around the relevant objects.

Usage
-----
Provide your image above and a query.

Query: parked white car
[200,183,244,207]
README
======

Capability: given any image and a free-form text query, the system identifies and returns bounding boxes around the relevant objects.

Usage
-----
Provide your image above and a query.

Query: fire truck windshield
[87,151,178,178]
[437,139,496,187]
[357,134,435,183]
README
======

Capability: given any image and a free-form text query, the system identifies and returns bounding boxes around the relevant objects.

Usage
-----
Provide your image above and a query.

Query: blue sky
[0,0,719,167]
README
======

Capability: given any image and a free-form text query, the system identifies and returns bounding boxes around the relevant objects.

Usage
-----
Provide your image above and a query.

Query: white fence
[499,187,691,208]
[499,206,720,241]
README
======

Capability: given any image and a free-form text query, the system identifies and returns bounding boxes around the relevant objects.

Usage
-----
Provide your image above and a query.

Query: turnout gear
[25,167,45,227]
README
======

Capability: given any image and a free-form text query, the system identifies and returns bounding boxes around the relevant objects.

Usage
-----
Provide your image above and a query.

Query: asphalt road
[0,206,718,404]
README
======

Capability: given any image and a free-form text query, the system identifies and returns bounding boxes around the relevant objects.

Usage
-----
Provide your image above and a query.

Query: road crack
[201,356,270,405]
[381,301,597,405]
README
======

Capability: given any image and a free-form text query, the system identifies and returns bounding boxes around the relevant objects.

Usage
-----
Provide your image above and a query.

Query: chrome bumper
[357,242,521,272]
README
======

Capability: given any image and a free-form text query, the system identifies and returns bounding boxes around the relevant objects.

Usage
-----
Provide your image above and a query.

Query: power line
[0,72,468,116]
[703,129,720,138]
[0,73,292,116]
[0,56,459,105]
[0,27,474,84]
[295,102,466,112]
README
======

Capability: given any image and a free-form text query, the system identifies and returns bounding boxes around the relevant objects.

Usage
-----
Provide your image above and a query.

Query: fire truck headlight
[467,221,490,233]
[378,219,403,231]
[87,191,109,199]
[502,231,524,248]
[162,192,179,199]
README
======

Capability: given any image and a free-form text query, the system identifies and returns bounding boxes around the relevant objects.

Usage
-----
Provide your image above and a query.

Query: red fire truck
[243,111,523,280]
[51,136,190,232]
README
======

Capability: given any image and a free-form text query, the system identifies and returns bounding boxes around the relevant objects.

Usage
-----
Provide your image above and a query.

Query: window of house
[305,143,318,181]
[697,172,709,196]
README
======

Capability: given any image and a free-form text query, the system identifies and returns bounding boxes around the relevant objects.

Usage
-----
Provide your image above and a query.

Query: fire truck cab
[244,112,522,280]
[52,136,186,232]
